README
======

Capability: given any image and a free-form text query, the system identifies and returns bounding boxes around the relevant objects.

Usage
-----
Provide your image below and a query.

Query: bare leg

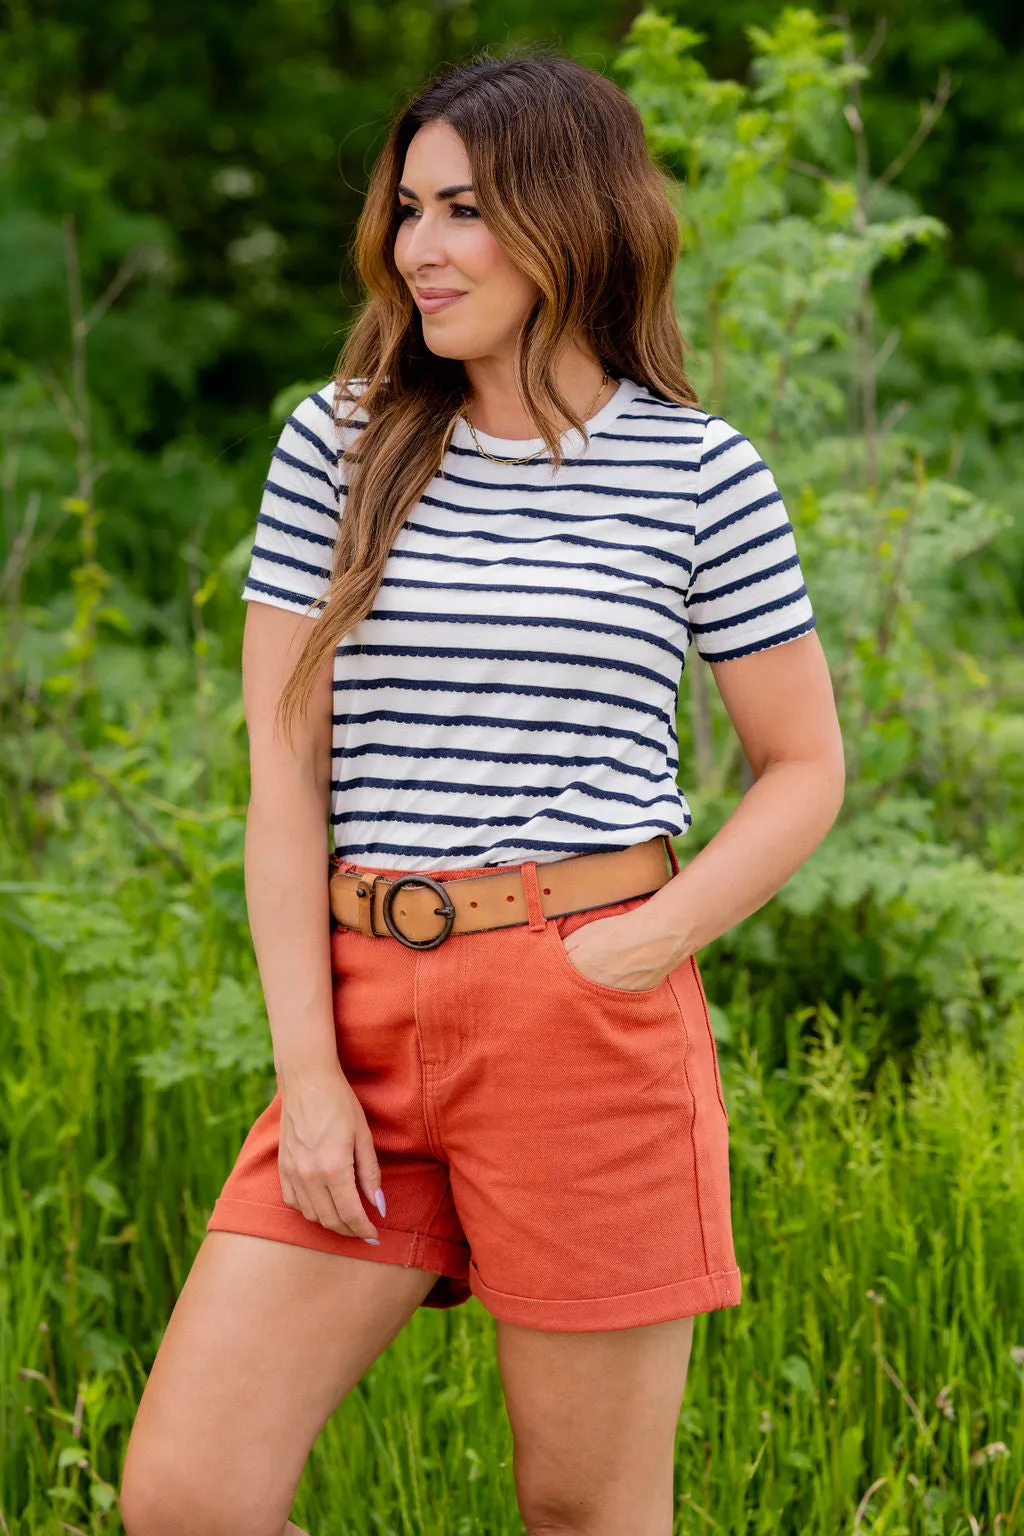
[496,1313,696,1536]
[120,1231,441,1536]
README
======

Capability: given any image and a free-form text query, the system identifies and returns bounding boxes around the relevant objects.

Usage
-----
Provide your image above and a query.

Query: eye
[396,202,480,221]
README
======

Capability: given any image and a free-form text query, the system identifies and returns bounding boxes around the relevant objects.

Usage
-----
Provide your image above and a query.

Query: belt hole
[470,900,478,908]
[543,887,551,895]
[506,894,514,902]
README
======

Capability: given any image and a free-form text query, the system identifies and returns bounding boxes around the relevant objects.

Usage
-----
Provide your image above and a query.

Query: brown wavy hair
[275,40,699,741]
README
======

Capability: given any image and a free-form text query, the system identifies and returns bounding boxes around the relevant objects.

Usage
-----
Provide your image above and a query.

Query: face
[395,120,539,364]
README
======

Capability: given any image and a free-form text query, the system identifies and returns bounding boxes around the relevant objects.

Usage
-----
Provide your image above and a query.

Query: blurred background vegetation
[1,2,1022,1532]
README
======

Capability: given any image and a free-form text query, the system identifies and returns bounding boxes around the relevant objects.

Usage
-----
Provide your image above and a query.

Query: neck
[462,354,612,440]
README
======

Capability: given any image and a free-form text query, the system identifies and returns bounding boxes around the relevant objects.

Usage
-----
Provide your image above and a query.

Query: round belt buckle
[381,874,456,949]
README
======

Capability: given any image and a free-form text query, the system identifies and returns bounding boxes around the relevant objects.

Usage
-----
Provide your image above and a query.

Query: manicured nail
[374,1188,387,1217]
[363,1237,380,1245]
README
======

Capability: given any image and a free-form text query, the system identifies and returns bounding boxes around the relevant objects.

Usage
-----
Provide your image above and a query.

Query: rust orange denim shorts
[206,837,742,1332]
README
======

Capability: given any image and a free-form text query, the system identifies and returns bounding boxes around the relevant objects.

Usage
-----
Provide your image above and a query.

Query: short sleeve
[684,416,817,661]
[241,383,343,617]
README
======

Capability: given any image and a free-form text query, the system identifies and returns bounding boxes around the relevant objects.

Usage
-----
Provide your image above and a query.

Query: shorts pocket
[544,895,673,1002]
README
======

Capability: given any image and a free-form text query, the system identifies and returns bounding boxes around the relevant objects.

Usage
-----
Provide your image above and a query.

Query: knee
[518,1489,600,1536]
[522,1518,595,1536]
[118,1471,201,1536]
[119,1455,290,1536]
[518,1478,673,1536]
[522,1522,586,1536]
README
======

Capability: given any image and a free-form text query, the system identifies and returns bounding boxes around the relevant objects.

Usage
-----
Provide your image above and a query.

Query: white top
[242,373,816,870]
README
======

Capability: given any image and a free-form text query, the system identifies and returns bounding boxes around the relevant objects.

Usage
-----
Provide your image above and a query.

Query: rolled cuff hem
[467,1259,743,1332]
[206,1195,471,1281]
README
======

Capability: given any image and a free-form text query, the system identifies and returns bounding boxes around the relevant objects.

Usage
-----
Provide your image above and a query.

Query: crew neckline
[450,375,639,459]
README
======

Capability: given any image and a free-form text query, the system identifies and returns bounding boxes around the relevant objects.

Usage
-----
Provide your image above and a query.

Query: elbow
[247,760,329,826]
[824,741,847,825]
[760,745,845,829]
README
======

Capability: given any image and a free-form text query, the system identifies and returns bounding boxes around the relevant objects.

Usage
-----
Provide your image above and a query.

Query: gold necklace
[462,371,611,464]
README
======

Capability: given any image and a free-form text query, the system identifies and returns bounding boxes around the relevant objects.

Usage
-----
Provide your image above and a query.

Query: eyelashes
[396,203,480,222]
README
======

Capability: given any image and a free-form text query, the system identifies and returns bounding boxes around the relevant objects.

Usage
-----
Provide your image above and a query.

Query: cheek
[467,225,507,272]
[464,231,537,308]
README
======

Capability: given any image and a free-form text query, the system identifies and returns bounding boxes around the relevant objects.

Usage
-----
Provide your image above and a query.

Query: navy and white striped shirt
[243,374,816,869]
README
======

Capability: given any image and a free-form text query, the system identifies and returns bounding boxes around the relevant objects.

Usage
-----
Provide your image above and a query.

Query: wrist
[622,908,693,974]
[275,1053,345,1094]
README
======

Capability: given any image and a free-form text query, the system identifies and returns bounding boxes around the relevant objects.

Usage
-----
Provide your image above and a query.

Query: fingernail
[374,1188,387,1217]
[363,1237,380,1245]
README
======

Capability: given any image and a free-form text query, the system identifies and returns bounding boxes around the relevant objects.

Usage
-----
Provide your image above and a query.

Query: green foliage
[661,0,1024,331]
[4,880,1024,1531]
[611,7,1024,1067]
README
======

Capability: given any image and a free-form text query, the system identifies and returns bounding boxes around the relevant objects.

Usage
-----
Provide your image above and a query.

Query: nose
[398,209,450,270]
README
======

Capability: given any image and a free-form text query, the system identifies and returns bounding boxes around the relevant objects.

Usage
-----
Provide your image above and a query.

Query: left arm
[562,630,845,985]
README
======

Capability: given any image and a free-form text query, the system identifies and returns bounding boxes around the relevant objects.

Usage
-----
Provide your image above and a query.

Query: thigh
[495,1314,695,1536]
[119,1230,439,1536]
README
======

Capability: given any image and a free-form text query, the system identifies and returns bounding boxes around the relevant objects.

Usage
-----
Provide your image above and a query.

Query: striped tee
[242,373,816,870]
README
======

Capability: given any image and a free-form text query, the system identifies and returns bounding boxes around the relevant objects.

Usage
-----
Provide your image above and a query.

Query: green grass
[2,840,1022,1534]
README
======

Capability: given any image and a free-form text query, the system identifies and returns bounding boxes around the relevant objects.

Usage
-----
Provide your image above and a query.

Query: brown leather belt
[328,836,675,950]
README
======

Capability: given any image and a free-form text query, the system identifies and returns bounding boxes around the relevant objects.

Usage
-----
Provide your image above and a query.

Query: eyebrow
[397,183,474,201]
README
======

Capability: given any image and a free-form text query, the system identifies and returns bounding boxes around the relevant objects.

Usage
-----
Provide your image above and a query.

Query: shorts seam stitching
[412,966,444,1159]
[419,1174,460,1247]
[691,954,729,1121]
[667,966,710,1275]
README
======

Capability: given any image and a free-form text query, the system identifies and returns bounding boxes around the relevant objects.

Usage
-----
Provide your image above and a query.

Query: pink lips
[416,289,466,313]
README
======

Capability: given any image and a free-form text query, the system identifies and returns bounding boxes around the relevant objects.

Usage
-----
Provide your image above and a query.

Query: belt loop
[664,834,681,876]
[519,860,548,932]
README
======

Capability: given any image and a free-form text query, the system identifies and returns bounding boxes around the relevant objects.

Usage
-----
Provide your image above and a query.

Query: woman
[120,44,844,1536]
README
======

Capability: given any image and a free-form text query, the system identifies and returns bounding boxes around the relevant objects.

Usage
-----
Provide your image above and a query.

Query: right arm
[242,599,384,1244]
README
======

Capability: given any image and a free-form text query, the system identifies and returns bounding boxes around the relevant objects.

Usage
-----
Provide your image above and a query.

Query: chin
[420,337,480,362]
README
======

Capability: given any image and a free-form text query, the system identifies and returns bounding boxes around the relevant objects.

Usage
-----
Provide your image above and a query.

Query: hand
[278,1065,385,1243]
[559,909,678,991]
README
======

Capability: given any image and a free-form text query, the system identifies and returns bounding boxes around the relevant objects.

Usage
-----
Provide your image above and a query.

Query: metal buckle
[374,873,456,949]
